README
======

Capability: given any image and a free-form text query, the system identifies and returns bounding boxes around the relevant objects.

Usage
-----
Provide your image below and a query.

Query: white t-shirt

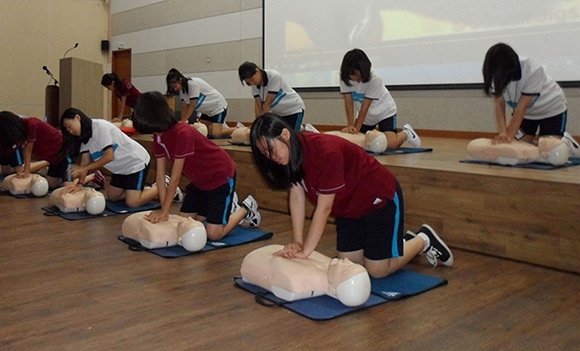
[80,119,150,175]
[340,70,397,126]
[251,69,305,116]
[179,78,227,117]
[499,58,567,120]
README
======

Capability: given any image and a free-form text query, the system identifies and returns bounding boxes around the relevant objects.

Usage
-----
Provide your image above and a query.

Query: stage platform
[134,135,580,273]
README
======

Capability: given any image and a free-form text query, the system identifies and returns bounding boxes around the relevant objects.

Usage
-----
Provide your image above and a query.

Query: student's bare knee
[364,258,398,279]
[205,224,226,241]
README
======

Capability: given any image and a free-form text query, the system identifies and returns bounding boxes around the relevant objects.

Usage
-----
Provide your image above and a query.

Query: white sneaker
[230,192,241,215]
[164,175,183,203]
[173,187,184,203]
[402,124,421,148]
[236,121,245,129]
[304,123,320,133]
[562,132,580,157]
[241,195,261,227]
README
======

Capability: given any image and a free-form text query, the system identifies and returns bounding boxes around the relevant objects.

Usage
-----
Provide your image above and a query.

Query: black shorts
[180,176,236,225]
[199,108,227,124]
[360,114,397,133]
[336,182,404,260]
[46,157,69,179]
[281,110,304,131]
[0,148,23,167]
[109,164,150,191]
[520,110,567,136]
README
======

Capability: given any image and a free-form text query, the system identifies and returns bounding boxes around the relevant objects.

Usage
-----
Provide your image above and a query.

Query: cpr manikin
[231,127,251,145]
[467,137,570,166]
[231,127,387,154]
[241,244,371,307]
[325,130,388,154]
[49,185,106,215]
[1,174,49,197]
[122,211,207,252]
[191,122,209,137]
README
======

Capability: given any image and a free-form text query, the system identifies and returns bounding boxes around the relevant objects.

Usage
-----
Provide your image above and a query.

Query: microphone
[42,65,59,85]
[63,43,79,58]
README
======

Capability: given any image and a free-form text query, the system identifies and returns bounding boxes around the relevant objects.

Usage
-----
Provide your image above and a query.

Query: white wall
[0,0,109,119]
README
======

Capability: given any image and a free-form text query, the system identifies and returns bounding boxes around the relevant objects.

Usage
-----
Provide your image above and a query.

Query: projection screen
[264,0,580,88]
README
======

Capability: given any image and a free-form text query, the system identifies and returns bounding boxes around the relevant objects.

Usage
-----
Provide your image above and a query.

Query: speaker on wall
[101,40,109,52]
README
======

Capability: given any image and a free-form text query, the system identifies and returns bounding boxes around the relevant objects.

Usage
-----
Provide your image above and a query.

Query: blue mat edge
[234,269,448,321]
[368,147,433,156]
[460,158,580,170]
[42,205,117,220]
[117,227,273,258]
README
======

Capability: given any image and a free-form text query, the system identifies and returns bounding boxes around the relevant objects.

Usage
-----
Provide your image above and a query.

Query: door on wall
[111,49,132,117]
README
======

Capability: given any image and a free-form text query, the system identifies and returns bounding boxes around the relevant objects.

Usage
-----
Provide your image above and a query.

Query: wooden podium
[59,57,103,117]
[45,84,60,127]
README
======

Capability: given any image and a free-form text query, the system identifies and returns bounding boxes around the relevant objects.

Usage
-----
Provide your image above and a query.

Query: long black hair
[59,108,93,159]
[166,68,190,95]
[482,43,522,97]
[132,91,178,134]
[340,48,372,86]
[238,61,259,84]
[0,111,27,151]
[249,113,304,190]
[101,72,123,92]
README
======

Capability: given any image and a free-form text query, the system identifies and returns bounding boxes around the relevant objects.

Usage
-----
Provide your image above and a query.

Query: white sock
[417,233,430,252]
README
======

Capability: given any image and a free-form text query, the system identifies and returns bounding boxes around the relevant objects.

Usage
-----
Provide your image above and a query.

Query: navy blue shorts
[199,108,228,124]
[520,110,567,136]
[180,176,236,225]
[46,157,69,179]
[360,114,397,133]
[0,148,23,167]
[336,182,404,260]
[281,110,304,131]
[109,164,150,191]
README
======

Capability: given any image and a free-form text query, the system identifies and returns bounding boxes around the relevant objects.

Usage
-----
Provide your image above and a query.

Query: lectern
[45,84,60,127]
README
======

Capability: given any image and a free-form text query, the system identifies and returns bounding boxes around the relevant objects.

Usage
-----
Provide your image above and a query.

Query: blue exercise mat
[42,201,161,220]
[42,205,117,220]
[234,269,447,321]
[368,147,433,156]
[117,226,273,258]
[105,200,161,214]
[460,158,580,170]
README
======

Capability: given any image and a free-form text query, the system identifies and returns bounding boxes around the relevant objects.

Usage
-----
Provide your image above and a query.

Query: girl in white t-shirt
[238,61,305,131]
[339,49,421,150]
[60,108,162,208]
[483,43,573,147]
[166,68,236,138]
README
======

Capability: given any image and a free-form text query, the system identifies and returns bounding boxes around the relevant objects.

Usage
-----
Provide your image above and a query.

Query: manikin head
[538,137,569,166]
[30,174,49,197]
[327,258,371,306]
[231,127,251,145]
[192,122,208,137]
[364,130,387,154]
[177,217,207,252]
[84,189,106,215]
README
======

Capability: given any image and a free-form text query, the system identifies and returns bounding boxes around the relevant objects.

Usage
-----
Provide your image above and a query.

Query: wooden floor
[1,193,579,350]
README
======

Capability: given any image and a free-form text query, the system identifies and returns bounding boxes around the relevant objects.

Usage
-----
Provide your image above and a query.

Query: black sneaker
[419,224,453,267]
[403,230,416,242]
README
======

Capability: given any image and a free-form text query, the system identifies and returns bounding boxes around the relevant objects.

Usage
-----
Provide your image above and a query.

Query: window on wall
[264,0,580,88]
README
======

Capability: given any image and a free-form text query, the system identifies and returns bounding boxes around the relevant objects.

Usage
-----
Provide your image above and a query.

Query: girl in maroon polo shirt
[249,113,453,278]
[0,111,68,188]
[101,73,142,122]
[131,91,261,241]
